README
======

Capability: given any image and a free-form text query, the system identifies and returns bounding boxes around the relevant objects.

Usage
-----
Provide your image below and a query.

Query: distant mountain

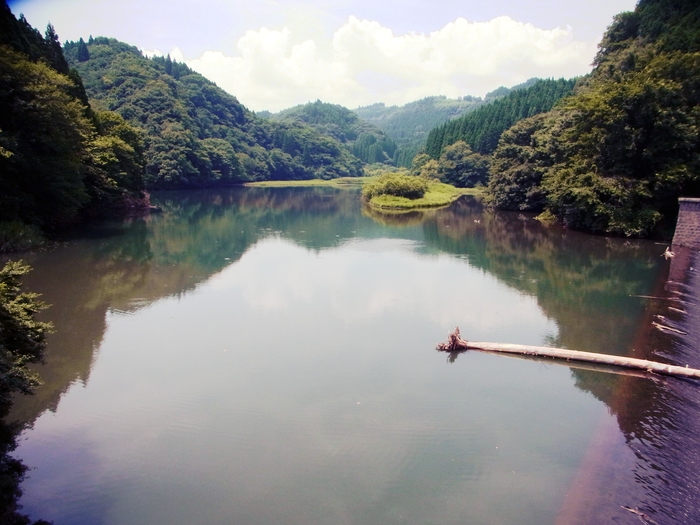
[264,100,399,166]
[353,96,482,167]
[64,39,362,189]
[483,77,539,101]
[351,79,540,168]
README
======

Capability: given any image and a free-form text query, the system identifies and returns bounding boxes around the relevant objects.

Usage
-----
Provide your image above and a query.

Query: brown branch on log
[436,327,700,380]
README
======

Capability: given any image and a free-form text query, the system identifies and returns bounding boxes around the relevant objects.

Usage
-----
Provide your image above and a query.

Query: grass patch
[245,177,368,188]
[368,182,483,210]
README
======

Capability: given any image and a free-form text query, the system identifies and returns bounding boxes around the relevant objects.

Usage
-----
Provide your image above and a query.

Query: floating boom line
[436,328,700,380]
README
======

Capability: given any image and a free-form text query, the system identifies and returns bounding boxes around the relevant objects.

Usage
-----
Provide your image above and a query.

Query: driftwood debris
[437,327,700,380]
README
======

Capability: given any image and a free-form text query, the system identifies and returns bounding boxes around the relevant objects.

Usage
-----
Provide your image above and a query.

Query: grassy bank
[368,182,482,210]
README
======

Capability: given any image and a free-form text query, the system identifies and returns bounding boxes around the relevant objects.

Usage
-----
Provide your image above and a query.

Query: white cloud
[184,15,595,112]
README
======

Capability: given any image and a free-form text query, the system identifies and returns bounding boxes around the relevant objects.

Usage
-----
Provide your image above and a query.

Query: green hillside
[425,78,577,158]
[64,39,362,189]
[0,4,146,238]
[354,80,540,167]
[267,100,398,165]
[487,0,700,237]
[354,96,482,166]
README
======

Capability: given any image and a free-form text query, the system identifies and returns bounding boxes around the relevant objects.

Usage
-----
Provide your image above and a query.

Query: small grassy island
[362,171,481,210]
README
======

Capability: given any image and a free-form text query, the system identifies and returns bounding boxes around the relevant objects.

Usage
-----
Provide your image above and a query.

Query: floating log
[437,327,700,380]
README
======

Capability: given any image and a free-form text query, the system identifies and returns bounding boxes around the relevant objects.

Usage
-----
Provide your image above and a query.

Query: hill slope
[487,0,700,237]
[425,78,577,158]
[353,79,540,167]
[267,100,399,165]
[0,5,146,235]
[64,39,362,189]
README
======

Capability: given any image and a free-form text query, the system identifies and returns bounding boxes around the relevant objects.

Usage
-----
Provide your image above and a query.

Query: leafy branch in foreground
[0,261,52,416]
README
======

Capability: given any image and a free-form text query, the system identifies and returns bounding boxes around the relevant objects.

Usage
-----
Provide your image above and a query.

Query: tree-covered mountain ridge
[425,77,578,158]
[487,0,700,237]
[262,100,400,166]
[0,2,148,240]
[64,37,363,189]
[352,78,540,167]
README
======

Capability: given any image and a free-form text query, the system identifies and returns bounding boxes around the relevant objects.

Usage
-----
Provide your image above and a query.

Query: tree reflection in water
[6,189,699,524]
[425,198,700,524]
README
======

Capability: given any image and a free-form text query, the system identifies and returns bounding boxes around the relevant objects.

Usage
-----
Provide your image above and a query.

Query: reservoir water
[7,187,700,524]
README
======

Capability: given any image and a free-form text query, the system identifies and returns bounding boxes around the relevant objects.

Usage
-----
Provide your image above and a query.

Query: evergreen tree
[77,37,89,62]
[43,23,69,74]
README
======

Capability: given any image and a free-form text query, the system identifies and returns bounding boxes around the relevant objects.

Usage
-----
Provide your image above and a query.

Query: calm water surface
[8,187,700,524]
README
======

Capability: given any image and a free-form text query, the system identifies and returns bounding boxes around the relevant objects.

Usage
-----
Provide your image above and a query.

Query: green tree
[0,46,92,229]
[77,37,89,62]
[487,112,560,211]
[0,261,52,416]
[437,141,490,188]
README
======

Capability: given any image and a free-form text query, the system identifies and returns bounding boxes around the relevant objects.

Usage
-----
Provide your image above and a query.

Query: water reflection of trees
[424,197,700,524]
[360,205,435,228]
[9,188,697,524]
[425,197,663,357]
[558,249,700,524]
[9,187,370,427]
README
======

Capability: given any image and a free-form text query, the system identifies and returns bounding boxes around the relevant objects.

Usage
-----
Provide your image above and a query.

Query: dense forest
[0,2,147,240]
[487,0,700,237]
[425,78,578,158]
[353,96,483,167]
[264,100,399,166]
[354,80,539,167]
[63,39,362,189]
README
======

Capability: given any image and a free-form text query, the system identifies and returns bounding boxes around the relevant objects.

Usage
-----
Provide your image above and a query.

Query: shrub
[362,172,429,200]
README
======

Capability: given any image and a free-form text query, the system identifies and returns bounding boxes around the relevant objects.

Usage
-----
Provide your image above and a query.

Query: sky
[8,0,638,112]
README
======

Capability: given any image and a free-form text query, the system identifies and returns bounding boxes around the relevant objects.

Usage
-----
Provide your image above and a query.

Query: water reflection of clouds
[15,233,603,525]
[205,236,556,342]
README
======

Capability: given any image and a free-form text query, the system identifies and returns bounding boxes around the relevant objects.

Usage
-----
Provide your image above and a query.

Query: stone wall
[672,198,700,249]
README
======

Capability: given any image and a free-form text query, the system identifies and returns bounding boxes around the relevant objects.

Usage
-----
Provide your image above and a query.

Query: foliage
[425,78,577,157]
[267,100,399,165]
[0,3,147,235]
[362,171,428,200]
[487,0,700,237]
[0,261,51,415]
[486,112,561,211]
[0,222,45,253]
[436,141,490,188]
[0,45,91,229]
[64,40,363,188]
[367,181,469,210]
[354,96,485,167]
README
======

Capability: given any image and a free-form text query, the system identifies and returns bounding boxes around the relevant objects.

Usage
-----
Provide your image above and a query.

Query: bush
[362,172,429,200]
[0,222,45,253]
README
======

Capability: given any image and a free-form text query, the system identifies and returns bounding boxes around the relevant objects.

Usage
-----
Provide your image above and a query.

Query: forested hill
[353,96,482,166]
[0,3,147,238]
[425,78,577,158]
[487,0,700,237]
[64,39,362,189]
[265,100,399,166]
[353,79,540,167]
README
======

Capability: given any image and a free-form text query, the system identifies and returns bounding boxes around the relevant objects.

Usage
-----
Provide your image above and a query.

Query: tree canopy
[63,40,363,188]
[0,2,147,234]
[425,78,577,158]
[489,0,700,236]
[487,0,700,237]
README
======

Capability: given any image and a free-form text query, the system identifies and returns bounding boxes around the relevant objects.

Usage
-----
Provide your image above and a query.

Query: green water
[9,187,678,524]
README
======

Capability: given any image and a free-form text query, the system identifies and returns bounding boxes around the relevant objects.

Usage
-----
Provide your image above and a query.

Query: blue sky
[8,0,638,111]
